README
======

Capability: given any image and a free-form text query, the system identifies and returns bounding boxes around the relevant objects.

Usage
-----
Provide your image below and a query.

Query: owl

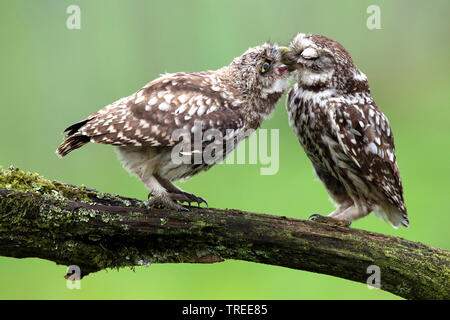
[281,34,408,228]
[57,43,290,211]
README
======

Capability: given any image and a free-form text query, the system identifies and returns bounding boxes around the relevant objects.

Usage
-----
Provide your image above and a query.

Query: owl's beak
[279,47,297,71]
[279,47,290,62]
[279,46,290,54]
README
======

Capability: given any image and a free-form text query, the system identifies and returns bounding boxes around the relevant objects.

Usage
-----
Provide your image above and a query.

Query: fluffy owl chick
[281,34,408,228]
[57,43,290,211]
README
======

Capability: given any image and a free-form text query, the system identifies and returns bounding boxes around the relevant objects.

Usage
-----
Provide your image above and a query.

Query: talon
[308,214,321,220]
[181,192,208,208]
[196,196,208,207]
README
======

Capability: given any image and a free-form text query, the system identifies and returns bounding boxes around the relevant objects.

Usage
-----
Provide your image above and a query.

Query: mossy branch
[0,166,448,300]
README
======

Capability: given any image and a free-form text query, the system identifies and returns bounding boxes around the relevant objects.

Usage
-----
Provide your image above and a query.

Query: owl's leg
[154,175,208,207]
[115,147,190,211]
[328,199,353,217]
[145,176,189,211]
[333,204,371,223]
[315,167,353,215]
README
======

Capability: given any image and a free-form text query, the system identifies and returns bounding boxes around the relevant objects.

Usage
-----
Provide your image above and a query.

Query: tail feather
[56,135,90,158]
[56,118,95,158]
[63,118,93,136]
[374,205,409,229]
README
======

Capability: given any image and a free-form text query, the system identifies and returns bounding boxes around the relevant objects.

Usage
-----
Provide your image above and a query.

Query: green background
[1,0,449,299]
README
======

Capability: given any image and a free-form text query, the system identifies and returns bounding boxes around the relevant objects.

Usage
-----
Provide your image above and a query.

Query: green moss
[0,166,92,202]
[0,166,51,192]
[0,166,144,209]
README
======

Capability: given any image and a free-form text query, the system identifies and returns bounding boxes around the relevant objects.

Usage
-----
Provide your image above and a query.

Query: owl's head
[281,34,369,93]
[223,43,290,101]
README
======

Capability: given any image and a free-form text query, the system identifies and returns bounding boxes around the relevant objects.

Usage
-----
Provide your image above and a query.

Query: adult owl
[281,34,408,228]
[57,43,289,211]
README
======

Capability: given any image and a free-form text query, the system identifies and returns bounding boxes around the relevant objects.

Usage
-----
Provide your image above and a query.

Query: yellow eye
[261,61,271,73]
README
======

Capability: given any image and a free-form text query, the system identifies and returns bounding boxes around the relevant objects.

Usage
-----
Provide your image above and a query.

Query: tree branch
[0,166,448,299]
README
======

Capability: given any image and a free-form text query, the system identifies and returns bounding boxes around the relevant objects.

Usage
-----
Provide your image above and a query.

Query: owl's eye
[260,60,272,74]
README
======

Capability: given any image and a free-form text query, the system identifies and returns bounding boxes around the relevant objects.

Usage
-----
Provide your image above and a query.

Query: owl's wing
[57,72,246,156]
[326,100,407,214]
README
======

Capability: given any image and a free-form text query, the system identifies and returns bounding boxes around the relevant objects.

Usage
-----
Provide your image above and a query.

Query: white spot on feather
[158,102,171,111]
[135,96,145,104]
[188,105,198,116]
[164,94,174,104]
[368,142,378,154]
[386,149,395,162]
[375,137,381,145]
[174,104,187,115]
[207,106,218,114]
[197,105,206,116]
[177,94,188,104]
[148,97,158,106]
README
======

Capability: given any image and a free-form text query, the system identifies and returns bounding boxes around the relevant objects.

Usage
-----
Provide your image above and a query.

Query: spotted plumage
[57,43,289,210]
[282,34,408,228]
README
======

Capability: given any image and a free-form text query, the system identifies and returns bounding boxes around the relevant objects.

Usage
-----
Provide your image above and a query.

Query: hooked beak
[280,46,290,55]
[279,46,298,71]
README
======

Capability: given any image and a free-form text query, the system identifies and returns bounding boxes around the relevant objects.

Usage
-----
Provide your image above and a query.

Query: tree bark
[0,166,448,300]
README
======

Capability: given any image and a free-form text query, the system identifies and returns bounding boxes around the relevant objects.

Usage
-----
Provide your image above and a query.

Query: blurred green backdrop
[1,0,449,300]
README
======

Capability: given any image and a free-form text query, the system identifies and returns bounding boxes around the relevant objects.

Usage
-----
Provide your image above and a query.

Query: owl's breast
[287,90,331,164]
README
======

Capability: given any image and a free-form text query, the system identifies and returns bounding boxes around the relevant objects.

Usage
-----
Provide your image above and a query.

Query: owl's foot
[152,177,208,207]
[176,191,208,208]
[308,214,351,227]
[146,194,189,212]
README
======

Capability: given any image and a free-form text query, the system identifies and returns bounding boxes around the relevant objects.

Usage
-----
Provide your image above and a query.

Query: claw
[179,192,208,208]
[196,196,208,208]
[193,196,208,208]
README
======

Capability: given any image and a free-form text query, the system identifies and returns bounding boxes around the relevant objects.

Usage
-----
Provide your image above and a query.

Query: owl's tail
[374,204,409,229]
[56,118,93,158]
[56,135,90,158]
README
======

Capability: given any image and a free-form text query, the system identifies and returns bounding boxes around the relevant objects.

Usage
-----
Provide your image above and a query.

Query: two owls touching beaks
[57,33,408,229]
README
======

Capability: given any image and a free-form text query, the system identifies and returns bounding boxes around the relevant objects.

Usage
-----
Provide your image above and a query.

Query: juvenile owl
[281,34,408,228]
[57,43,289,211]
